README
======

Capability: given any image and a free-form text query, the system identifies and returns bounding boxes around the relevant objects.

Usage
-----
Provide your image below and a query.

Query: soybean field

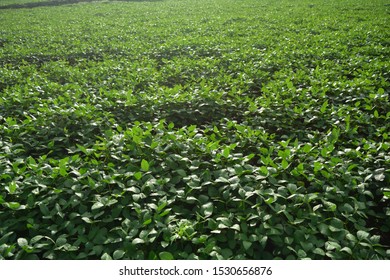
[0,0,389,260]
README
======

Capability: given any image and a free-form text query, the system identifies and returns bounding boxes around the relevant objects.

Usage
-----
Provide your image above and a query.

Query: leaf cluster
[0,0,389,260]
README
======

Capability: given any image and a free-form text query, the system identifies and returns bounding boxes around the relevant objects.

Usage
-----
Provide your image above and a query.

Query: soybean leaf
[141,159,150,172]
[159,251,174,260]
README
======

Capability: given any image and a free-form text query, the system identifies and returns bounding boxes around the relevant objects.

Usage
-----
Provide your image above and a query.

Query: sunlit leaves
[357,231,370,241]
[17,238,28,248]
[134,172,143,180]
[200,202,214,218]
[5,181,18,194]
[4,202,24,210]
[374,168,385,181]
[113,250,125,260]
[0,0,389,261]
[141,159,150,172]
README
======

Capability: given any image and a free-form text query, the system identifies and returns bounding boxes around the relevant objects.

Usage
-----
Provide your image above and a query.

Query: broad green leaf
[132,238,145,245]
[221,248,233,259]
[200,202,213,217]
[320,100,328,113]
[215,176,229,183]
[259,236,268,248]
[325,241,341,251]
[321,147,328,158]
[76,144,89,155]
[159,251,174,260]
[176,169,187,177]
[313,161,323,172]
[259,166,269,176]
[207,141,220,151]
[297,249,307,258]
[323,201,337,212]
[217,217,232,227]
[230,224,240,231]
[93,245,103,255]
[222,147,230,158]
[303,144,312,153]
[91,202,104,211]
[101,253,112,260]
[134,172,142,180]
[313,248,325,256]
[374,172,385,181]
[341,203,354,213]
[141,159,149,172]
[81,217,93,224]
[39,204,50,216]
[157,202,168,213]
[297,163,304,172]
[56,236,67,247]
[113,250,125,260]
[281,159,289,169]
[340,247,353,255]
[17,238,28,247]
[243,240,252,250]
[286,79,294,90]
[300,242,313,252]
[30,235,44,244]
[330,218,344,229]
[159,209,171,217]
[6,181,17,194]
[59,166,68,177]
[357,230,369,240]
[346,233,357,242]
[6,202,22,210]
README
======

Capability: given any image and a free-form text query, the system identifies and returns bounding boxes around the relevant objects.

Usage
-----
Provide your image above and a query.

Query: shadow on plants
[0,0,162,10]
[0,38,8,47]
[108,98,246,128]
[150,46,224,71]
[0,0,93,9]
[111,0,163,2]
[0,52,105,68]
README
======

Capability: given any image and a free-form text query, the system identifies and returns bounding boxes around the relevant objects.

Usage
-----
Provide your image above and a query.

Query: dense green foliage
[0,0,389,260]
